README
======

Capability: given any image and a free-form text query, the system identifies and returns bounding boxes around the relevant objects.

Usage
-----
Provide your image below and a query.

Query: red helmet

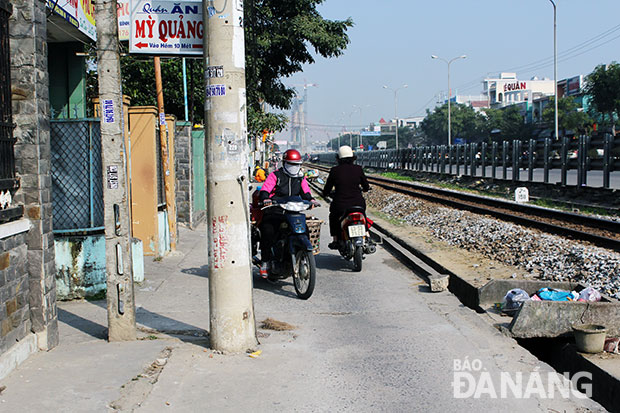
[283,149,302,164]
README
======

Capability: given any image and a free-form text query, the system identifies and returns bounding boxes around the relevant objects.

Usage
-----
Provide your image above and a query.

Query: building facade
[484,72,555,109]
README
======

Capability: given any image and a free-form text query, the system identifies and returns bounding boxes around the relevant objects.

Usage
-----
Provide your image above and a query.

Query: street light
[549,0,559,141]
[352,104,371,149]
[347,111,355,147]
[431,54,466,146]
[382,84,408,150]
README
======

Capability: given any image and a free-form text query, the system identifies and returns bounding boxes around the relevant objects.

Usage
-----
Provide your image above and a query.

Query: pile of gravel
[366,188,620,299]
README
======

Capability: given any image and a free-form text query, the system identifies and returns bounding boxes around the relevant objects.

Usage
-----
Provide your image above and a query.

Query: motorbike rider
[322,145,370,250]
[254,161,267,183]
[258,149,319,278]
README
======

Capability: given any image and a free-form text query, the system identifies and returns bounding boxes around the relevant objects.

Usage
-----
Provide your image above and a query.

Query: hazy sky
[279,0,620,143]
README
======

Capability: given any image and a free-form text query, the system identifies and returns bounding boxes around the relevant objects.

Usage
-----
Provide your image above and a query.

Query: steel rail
[309,164,620,252]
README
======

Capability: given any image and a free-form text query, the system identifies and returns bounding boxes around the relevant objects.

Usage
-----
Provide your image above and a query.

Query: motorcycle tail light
[342,213,366,229]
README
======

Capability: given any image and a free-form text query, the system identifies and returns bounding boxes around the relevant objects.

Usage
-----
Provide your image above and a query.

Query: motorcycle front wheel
[293,250,316,299]
[353,245,363,272]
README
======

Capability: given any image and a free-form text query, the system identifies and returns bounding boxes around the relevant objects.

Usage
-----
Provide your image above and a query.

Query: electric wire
[453,23,620,92]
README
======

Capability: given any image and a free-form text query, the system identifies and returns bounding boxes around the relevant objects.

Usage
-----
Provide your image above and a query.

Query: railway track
[309,163,620,252]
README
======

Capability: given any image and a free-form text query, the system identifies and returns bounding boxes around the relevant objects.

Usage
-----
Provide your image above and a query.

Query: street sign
[360,131,381,137]
[46,0,97,41]
[130,0,204,56]
[117,0,130,41]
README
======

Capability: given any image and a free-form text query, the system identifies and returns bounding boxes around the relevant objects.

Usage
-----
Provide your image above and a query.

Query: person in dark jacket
[322,145,370,249]
[258,149,319,277]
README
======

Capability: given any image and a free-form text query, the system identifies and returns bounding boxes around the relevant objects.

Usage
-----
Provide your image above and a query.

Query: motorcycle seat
[340,206,365,221]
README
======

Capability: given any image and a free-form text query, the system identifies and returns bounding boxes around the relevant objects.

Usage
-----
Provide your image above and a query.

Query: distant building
[530,75,588,124]
[370,116,424,134]
[483,72,555,109]
[438,94,490,112]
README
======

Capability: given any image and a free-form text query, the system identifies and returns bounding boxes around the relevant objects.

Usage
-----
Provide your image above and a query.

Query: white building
[483,72,555,108]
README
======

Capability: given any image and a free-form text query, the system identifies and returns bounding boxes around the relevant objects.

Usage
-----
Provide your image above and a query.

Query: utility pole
[549,0,559,141]
[95,0,136,341]
[154,57,177,251]
[204,0,258,352]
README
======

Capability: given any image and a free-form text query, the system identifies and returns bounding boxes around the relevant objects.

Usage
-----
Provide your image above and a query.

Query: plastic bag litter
[536,288,577,301]
[503,288,530,314]
[578,286,602,302]
[248,350,262,358]
[604,337,620,354]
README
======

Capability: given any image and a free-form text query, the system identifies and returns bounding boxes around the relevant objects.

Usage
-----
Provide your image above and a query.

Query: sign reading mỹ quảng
[130,0,204,56]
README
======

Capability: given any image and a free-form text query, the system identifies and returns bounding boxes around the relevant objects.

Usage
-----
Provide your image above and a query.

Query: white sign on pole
[515,187,529,203]
[129,0,204,56]
[117,0,130,41]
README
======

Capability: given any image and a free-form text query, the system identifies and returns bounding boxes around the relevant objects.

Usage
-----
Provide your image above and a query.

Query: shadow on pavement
[58,307,107,340]
[252,272,299,299]
[181,265,209,278]
[61,300,209,346]
[135,307,209,346]
[315,253,353,272]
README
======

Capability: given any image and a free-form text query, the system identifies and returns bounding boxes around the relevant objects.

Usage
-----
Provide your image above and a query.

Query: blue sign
[361,131,381,137]
[207,85,226,97]
[103,99,115,124]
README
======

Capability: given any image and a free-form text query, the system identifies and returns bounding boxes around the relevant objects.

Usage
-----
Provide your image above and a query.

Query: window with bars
[0,0,21,223]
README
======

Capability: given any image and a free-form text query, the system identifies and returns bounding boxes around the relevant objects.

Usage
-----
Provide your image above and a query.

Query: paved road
[470,167,620,189]
[138,205,603,412]
[0,205,605,412]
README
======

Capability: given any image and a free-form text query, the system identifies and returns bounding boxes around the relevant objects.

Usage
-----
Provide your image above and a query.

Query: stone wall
[0,231,30,355]
[175,121,192,226]
[9,0,59,351]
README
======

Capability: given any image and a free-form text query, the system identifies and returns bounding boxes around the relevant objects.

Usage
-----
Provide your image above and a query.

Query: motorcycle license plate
[348,224,365,238]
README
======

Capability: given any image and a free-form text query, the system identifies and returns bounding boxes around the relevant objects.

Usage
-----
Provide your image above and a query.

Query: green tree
[245,0,353,136]
[119,54,205,125]
[542,97,592,137]
[97,2,352,135]
[482,105,532,141]
[584,62,620,135]
[420,103,486,145]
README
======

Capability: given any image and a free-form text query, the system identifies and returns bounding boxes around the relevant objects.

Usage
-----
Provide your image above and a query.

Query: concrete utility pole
[154,57,177,251]
[204,0,258,352]
[95,0,136,341]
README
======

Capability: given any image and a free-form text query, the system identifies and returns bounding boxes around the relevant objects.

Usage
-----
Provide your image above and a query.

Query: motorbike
[336,207,376,272]
[250,195,317,300]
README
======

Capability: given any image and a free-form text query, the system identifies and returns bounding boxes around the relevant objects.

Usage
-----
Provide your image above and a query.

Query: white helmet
[337,145,354,159]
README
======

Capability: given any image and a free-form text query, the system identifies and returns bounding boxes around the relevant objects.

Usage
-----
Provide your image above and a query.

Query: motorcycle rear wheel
[353,245,363,272]
[293,250,316,299]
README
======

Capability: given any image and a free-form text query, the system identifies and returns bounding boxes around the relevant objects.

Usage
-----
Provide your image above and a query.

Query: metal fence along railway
[315,135,619,189]
[308,166,620,252]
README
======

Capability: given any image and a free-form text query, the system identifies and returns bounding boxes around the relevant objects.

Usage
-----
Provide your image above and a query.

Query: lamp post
[549,0,559,141]
[431,54,466,146]
[383,84,408,150]
[347,111,354,147]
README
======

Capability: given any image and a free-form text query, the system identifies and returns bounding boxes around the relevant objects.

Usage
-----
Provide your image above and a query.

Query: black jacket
[258,169,313,202]
[323,163,369,211]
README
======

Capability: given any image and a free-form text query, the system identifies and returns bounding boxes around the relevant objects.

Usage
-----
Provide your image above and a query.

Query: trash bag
[578,286,602,302]
[503,288,530,314]
[537,288,576,301]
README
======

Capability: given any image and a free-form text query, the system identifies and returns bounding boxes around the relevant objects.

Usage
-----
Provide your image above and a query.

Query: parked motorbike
[336,207,376,272]
[250,195,318,300]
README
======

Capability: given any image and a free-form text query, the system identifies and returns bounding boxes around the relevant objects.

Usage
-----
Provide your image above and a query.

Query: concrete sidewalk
[0,224,213,412]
